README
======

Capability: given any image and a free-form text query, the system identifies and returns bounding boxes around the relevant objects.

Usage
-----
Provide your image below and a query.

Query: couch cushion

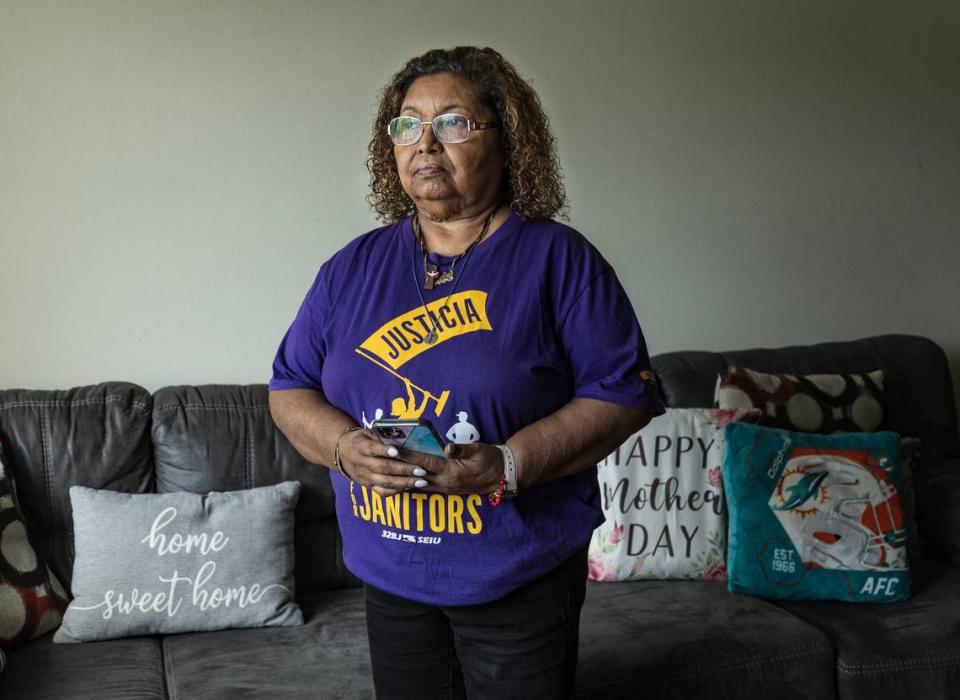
[151,384,358,593]
[652,334,959,473]
[915,459,960,566]
[161,588,373,699]
[575,579,835,698]
[776,559,960,699]
[0,633,165,699]
[0,383,154,594]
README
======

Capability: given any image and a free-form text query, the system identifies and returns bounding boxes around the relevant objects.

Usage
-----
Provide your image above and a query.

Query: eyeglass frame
[387,113,499,145]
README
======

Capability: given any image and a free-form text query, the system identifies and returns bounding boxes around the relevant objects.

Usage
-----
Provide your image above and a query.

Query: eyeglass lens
[390,114,471,145]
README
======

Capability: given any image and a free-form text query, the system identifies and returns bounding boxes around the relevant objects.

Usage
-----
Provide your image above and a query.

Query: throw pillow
[0,444,69,651]
[54,481,304,643]
[722,422,911,603]
[589,407,761,582]
[714,367,884,433]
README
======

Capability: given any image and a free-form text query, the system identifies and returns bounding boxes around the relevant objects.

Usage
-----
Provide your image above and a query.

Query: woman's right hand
[337,428,431,496]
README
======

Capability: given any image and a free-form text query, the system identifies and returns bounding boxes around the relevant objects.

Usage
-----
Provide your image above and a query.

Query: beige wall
[2,0,958,423]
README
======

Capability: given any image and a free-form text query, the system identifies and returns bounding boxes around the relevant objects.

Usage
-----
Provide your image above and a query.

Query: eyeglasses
[387,113,498,146]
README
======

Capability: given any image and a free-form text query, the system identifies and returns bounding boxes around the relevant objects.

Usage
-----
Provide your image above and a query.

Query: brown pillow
[0,442,69,650]
[714,367,884,433]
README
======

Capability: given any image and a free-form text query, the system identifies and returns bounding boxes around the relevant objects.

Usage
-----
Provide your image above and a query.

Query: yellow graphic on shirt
[348,290,494,540]
[348,487,484,535]
[357,290,492,370]
[354,349,449,418]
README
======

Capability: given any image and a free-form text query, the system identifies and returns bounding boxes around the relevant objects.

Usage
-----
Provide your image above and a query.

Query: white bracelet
[494,444,518,493]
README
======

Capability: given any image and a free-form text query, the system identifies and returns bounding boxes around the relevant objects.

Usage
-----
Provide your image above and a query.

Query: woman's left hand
[398,442,503,495]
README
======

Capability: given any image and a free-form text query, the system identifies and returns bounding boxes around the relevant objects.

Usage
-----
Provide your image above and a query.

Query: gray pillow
[54,481,303,643]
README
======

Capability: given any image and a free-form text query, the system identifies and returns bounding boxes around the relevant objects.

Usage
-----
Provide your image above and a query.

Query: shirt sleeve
[556,266,667,415]
[268,266,330,392]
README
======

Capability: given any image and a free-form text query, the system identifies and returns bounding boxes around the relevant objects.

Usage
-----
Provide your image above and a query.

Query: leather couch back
[0,334,956,596]
[0,382,357,596]
[650,333,959,471]
[0,383,153,594]
[151,384,357,593]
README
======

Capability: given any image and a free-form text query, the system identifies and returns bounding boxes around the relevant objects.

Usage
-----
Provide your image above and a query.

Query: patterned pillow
[0,443,69,650]
[722,422,911,603]
[714,367,884,433]
[589,407,761,582]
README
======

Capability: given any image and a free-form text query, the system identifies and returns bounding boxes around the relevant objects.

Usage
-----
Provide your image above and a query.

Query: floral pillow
[714,367,884,433]
[0,442,69,651]
[589,407,760,582]
[722,422,910,603]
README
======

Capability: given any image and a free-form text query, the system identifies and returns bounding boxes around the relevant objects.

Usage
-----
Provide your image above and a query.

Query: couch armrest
[915,458,960,566]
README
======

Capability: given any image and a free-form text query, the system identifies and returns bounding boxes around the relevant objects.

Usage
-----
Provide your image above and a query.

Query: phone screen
[403,425,446,457]
[374,424,411,448]
[373,420,447,457]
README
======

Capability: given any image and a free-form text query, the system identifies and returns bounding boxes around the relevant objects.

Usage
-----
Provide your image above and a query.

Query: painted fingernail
[387,447,399,457]
[413,468,427,477]
[414,479,428,488]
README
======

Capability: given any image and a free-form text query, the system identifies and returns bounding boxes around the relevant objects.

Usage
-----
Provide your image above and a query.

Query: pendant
[424,263,439,290]
[425,329,439,344]
[435,270,454,285]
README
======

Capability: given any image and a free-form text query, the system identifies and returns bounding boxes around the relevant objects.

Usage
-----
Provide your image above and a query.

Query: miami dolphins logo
[773,468,830,518]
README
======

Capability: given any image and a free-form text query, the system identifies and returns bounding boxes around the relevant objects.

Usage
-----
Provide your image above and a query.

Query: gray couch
[1,333,957,699]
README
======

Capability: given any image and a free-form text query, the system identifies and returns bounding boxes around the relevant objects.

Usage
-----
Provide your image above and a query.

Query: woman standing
[269,46,665,699]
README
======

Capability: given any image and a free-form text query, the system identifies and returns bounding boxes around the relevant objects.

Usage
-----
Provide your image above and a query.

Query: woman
[268,46,665,699]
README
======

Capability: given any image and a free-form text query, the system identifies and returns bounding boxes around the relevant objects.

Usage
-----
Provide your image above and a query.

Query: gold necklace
[411,208,498,344]
[414,210,495,290]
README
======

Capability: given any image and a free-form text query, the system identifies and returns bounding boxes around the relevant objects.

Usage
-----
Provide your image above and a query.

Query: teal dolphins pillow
[721,423,911,603]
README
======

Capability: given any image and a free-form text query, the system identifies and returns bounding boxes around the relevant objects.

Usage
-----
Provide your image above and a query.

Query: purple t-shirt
[269,210,665,605]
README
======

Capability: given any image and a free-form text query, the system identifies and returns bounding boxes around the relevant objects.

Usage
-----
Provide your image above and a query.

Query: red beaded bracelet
[487,472,507,507]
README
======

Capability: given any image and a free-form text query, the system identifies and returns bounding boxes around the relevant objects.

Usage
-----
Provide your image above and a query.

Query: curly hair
[366,46,568,223]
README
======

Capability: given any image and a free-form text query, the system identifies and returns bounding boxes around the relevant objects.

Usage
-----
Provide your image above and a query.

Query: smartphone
[372,418,447,458]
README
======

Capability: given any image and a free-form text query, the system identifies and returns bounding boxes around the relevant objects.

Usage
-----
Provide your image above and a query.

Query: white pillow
[589,408,759,581]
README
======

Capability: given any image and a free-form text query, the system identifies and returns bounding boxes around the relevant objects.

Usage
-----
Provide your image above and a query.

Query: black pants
[364,546,589,700]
